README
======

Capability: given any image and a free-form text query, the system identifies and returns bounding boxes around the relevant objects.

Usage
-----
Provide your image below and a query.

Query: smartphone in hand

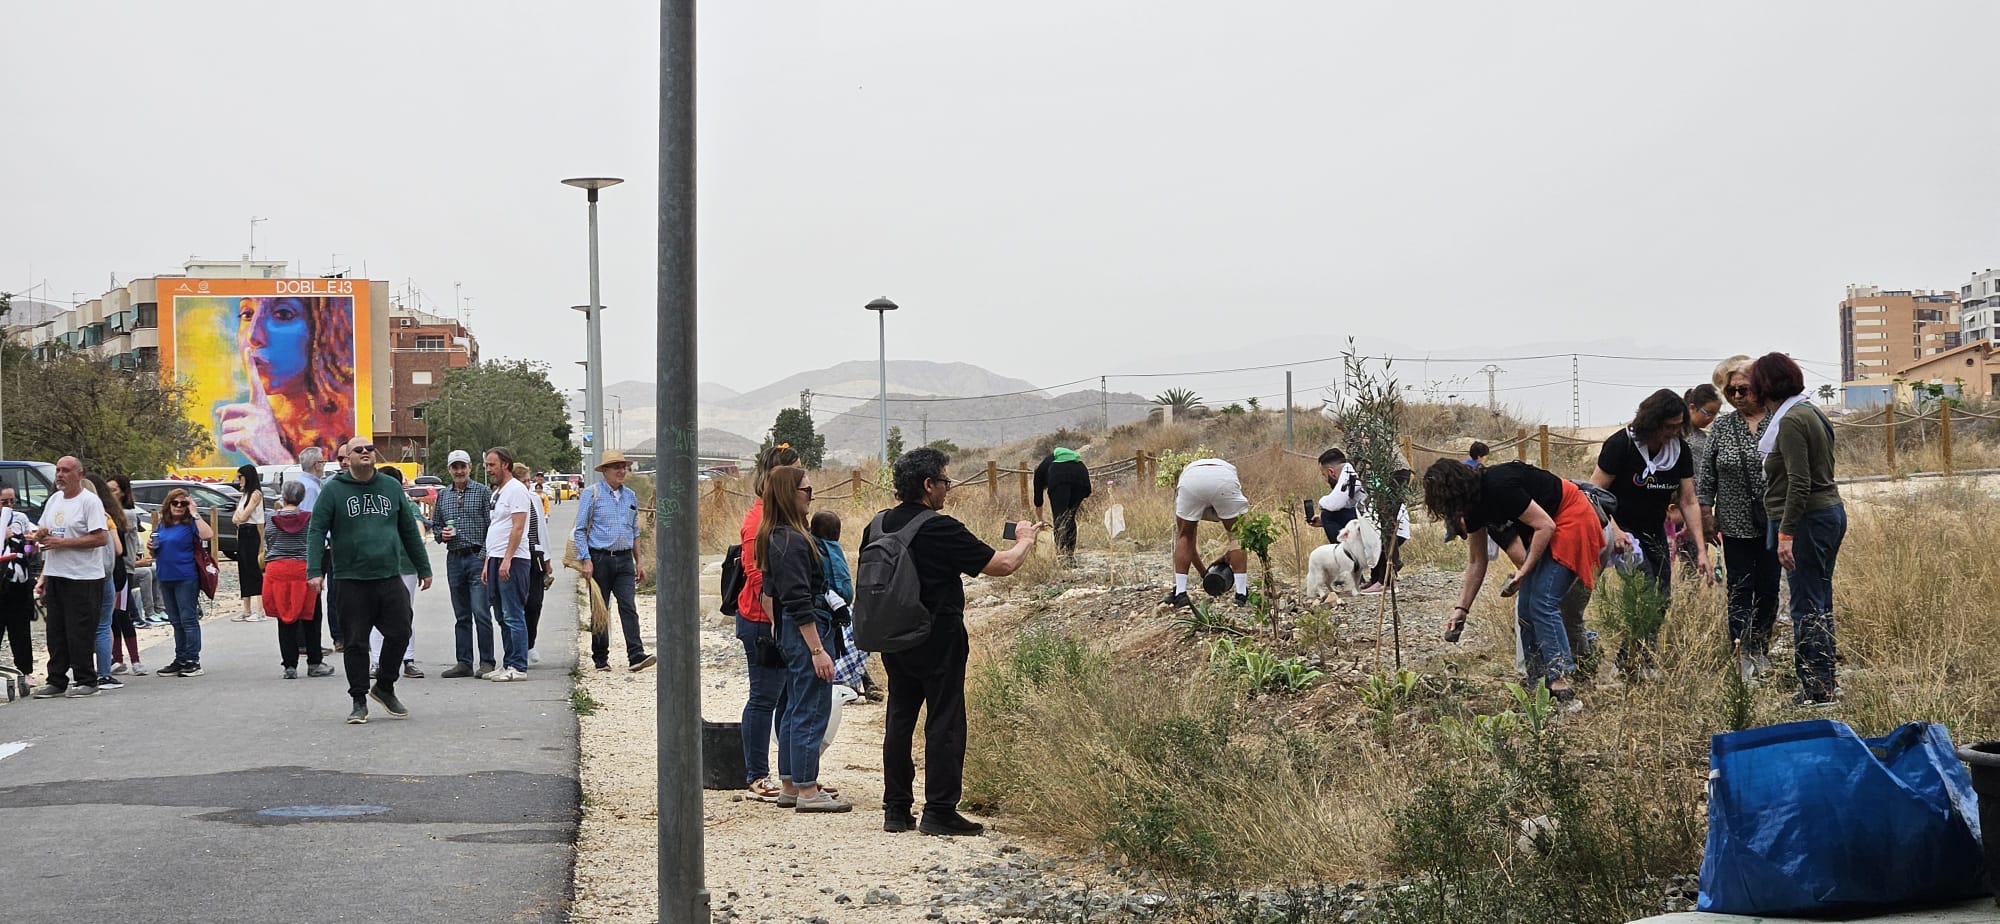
[1002,521,1017,541]
[1302,499,1317,520]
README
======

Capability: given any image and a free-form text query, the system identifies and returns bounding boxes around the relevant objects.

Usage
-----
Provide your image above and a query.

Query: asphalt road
[0,503,585,922]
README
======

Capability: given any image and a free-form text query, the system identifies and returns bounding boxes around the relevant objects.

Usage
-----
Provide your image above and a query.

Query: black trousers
[335,578,412,699]
[1047,489,1084,557]
[0,580,33,674]
[44,576,101,688]
[526,555,546,648]
[278,617,325,668]
[589,551,647,666]
[881,619,970,816]
[1723,534,1781,656]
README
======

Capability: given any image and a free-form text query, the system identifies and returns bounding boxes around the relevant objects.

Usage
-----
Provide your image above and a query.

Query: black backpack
[718,544,746,617]
[852,508,939,653]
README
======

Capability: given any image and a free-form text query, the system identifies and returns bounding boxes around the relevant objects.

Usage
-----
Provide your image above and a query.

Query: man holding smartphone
[867,447,1040,838]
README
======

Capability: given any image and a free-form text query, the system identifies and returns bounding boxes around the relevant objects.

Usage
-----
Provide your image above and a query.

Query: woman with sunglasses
[755,465,849,813]
[149,489,215,677]
[735,444,805,802]
[1696,356,1782,679]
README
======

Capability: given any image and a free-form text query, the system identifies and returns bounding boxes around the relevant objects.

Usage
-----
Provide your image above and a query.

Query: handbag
[194,536,220,600]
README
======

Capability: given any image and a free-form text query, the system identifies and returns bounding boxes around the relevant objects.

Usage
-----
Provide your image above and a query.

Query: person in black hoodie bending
[1032,448,1091,562]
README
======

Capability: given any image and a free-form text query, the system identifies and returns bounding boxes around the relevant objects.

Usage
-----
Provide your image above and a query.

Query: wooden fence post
[1135,451,1148,486]
[986,461,999,504]
[208,505,221,559]
[1516,428,1528,462]
[1018,462,1031,508]
[710,480,724,505]
[1941,401,1953,475]
[851,468,863,499]
[1538,425,1550,470]
[1885,401,1897,471]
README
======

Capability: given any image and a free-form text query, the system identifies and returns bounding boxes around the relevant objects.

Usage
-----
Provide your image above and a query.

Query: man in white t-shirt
[481,447,535,681]
[31,456,111,698]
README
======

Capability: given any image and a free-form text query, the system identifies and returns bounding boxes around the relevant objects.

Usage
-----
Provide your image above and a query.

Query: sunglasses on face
[350,445,375,455]
[798,485,814,500]
[171,501,189,508]
[1725,385,1750,397]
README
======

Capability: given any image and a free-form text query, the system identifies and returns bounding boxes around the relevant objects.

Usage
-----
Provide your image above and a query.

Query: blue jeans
[161,579,201,664]
[446,552,491,667]
[95,576,114,679]
[1782,505,1845,700]
[735,616,792,784]
[485,557,531,671]
[1516,559,1579,685]
[774,616,833,789]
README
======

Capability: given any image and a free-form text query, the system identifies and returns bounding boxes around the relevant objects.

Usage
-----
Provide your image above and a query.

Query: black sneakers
[918,809,985,837]
[177,663,204,677]
[369,685,410,718]
[883,810,917,834]
[347,698,369,724]
[1232,592,1249,607]
[1163,590,1191,609]
[440,663,474,679]
[156,661,186,677]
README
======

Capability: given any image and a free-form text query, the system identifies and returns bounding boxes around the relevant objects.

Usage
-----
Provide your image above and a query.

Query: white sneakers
[527,648,541,665]
[486,667,527,682]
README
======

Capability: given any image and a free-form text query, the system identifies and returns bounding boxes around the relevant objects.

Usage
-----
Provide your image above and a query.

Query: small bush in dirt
[1153,446,1215,488]
[1173,599,1246,639]
[1374,720,1699,924]
[1210,637,1323,695]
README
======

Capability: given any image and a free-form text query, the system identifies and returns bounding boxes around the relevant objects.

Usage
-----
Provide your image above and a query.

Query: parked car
[0,461,59,521]
[129,480,259,560]
[413,475,444,487]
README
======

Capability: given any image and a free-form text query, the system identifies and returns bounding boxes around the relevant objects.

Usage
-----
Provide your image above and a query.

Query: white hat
[447,449,472,465]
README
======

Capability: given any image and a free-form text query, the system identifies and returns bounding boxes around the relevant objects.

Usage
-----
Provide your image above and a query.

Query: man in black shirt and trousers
[1032,447,1091,563]
[866,447,1041,837]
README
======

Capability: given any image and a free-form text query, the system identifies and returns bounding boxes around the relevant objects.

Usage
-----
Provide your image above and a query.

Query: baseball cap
[447,450,472,465]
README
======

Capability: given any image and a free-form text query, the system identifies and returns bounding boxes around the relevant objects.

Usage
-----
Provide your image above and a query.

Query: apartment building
[1840,285,1960,382]
[376,307,479,463]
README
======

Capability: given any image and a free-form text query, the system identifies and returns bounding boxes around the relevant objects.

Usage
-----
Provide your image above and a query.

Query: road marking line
[0,741,32,763]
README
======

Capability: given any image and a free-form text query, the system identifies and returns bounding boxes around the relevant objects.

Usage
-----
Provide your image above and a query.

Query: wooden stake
[1538,425,1550,470]
[986,460,998,504]
[1941,400,1953,475]
[1885,401,1897,471]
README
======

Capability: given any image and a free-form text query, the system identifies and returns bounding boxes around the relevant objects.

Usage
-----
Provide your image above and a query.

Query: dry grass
[955,476,2000,898]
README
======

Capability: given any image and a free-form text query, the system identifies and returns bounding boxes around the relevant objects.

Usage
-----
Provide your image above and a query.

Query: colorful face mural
[161,278,374,473]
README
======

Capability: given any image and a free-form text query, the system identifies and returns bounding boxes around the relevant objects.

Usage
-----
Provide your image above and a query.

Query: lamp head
[865,297,899,312]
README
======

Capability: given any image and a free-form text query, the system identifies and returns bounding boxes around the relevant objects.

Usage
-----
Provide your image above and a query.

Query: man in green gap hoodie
[308,436,433,725]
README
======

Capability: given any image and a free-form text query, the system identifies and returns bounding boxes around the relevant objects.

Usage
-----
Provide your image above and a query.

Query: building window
[1852,305,1886,313]
[412,370,433,385]
[415,335,446,351]
[1855,332,1885,340]
[412,405,425,420]
[1854,318,1885,326]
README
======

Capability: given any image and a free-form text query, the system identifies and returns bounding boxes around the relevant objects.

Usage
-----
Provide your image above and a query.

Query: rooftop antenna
[249,216,267,259]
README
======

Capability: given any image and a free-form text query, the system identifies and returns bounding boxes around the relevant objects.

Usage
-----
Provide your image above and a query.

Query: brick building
[1839,285,1960,382]
[376,307,478,465]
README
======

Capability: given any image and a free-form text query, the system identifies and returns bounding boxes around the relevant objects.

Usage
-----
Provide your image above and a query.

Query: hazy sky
[7,1,1997,425]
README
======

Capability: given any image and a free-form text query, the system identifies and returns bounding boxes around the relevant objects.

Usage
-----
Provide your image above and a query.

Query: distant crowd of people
[2,437,652,726]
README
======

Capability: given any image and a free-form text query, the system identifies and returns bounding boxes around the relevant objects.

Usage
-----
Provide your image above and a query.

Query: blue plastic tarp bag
[1698,720,1987,915]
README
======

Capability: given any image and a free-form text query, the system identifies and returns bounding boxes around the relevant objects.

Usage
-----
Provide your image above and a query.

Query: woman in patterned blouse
[1696,355,1780,679]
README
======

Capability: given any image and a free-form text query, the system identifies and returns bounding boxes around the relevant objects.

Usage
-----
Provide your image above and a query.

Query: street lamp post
[561,176,624,486]
[865,297,898,465]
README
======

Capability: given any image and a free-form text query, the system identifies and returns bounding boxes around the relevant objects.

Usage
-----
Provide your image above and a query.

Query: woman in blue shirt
[147,488,214,677]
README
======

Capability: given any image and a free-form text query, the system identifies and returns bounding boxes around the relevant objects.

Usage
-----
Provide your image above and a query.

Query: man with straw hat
[573,450,656,672]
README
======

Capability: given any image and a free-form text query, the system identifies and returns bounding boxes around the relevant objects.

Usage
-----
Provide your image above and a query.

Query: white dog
[1306,517,1383,601]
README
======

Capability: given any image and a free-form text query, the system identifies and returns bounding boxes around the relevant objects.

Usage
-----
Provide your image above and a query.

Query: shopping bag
[1698,720,1986,915]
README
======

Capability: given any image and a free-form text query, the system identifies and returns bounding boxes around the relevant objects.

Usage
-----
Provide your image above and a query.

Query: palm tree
[1153,388,1205,416]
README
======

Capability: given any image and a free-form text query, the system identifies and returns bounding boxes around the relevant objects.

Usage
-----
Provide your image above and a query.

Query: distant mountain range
[598,360,1152,462]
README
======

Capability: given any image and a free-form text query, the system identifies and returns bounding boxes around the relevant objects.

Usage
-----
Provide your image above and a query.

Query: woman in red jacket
[737,444,802,801]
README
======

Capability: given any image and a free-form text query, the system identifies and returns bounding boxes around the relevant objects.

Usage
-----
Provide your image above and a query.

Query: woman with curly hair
[1425,458,1604,705]
[218,296,357,464]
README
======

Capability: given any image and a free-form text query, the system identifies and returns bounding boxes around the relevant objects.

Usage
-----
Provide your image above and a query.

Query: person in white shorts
[1168,458,1250,608]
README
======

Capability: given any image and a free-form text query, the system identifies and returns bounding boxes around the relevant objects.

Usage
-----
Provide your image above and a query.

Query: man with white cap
[573,449,656,672]
[430,449,495,678]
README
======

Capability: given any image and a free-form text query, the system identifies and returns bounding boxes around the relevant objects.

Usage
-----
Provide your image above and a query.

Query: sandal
[746,779,782,802]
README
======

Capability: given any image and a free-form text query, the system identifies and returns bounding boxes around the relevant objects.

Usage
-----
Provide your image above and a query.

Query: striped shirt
[265,513,312,562]
[430,481,494,554]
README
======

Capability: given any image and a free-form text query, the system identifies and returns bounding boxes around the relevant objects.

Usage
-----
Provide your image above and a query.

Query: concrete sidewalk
[0,506,584,922]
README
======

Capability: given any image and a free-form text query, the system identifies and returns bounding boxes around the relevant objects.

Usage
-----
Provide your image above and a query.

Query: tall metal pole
[657,1,707,920]
[876,308,889,464]
[1284,371,1294,450]
[585,191,605,486]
